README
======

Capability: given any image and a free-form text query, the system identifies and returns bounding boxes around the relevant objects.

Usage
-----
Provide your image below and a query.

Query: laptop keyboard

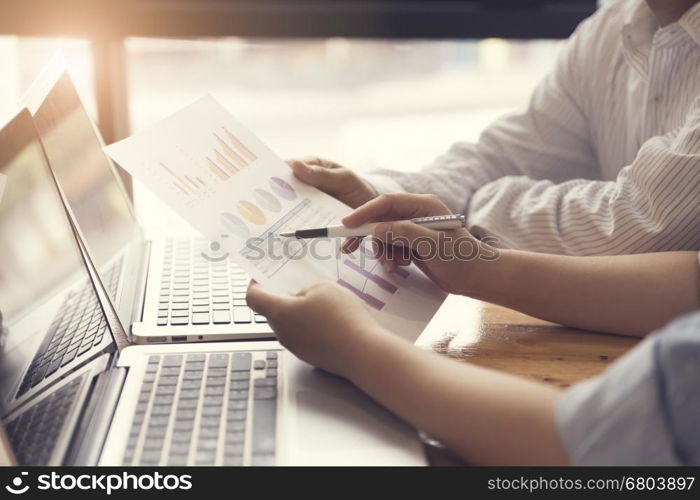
[16,281,107,398]
[5,377,82,465]
[124,351,279,466]
[105,255,124,300]
[157,239,267,327]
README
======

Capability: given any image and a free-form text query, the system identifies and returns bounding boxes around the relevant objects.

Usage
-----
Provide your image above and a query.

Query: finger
[341,236,362,254]
[292,280,333,298]
[246,282,295,317]
[372,219,440,255]
[287,157,336,169]
[288,159,349,193]
[393,255,412,267]
[294,156,339,169]
[387,244,412,266]
[342,193,449,227]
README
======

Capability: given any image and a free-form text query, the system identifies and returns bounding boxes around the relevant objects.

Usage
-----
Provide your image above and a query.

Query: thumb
[246,282,295,317]
[289,160,345,192]
[373,220,438,255]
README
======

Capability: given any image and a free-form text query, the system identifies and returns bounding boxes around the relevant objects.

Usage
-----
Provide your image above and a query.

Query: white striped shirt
[367,0,700,255]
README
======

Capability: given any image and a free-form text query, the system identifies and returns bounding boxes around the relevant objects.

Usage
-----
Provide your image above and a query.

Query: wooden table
[415,295,640,465]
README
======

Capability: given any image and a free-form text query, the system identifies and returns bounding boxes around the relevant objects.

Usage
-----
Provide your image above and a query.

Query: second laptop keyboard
[124,350,279,466]
[158,239,267,327]
[5,377,82,465]
[17,281,108,398]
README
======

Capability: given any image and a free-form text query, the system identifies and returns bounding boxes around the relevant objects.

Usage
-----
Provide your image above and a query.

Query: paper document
[104,96,446,341]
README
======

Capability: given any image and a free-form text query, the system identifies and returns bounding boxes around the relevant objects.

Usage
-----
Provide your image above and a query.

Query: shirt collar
[621,0,700,77]
[678,2,700,47]
[622,0,657,53]
[621,1,657,77]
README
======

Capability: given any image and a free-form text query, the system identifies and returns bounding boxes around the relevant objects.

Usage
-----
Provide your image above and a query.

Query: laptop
[0,109,426,466]
[21,58,273,344]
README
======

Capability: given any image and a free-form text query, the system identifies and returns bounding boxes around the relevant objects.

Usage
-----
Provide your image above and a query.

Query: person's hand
[341,193,497,295]
[287,157,378,208]
[246,280,392,378]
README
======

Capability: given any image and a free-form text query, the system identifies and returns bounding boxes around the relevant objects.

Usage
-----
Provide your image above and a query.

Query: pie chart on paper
[220,212,250,238]
[237,201,267,225]
[269,176,297,201]
[254,188,282,212]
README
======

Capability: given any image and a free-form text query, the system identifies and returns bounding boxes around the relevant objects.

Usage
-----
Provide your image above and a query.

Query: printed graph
[335,247,410,310]
[156,125,259,198]
[206,126,258,181]
[157,162,207,196]
[269,177,297,201]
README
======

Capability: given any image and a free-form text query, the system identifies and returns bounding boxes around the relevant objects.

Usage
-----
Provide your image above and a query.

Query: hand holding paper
[104,96,446,341]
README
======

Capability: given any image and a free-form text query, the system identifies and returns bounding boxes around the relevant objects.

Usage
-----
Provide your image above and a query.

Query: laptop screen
[30,72,137,282]
[0,110,88,323]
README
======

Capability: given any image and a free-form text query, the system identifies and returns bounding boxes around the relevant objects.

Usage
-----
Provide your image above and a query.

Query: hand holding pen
[282,193,495,295]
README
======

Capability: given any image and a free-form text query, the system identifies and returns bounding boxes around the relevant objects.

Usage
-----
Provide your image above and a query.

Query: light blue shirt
[558,310,700,465]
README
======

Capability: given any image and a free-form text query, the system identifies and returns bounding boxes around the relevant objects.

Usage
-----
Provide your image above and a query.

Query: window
[0,37,95,121]
[126,37,561,173]
[125,38,561,231]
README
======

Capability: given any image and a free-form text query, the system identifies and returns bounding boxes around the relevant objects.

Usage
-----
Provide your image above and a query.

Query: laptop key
[192,313,210,325]
[195,450,216,465]
[170,317,188,326]
[232,307,251,324]
[169,442,191,456]
[229,390,248,400]
[252,455,275,466]
[255,387,277,400]
[77,342,93,356]
[223,455,243,466]
[231,353,252,372]
[225,432,245,443]
[45,357,63,377]
[208,354,228,367]
[252,398,276,457]
[163,355,183,367]
[212,311,231,324]
[254,378,275,388]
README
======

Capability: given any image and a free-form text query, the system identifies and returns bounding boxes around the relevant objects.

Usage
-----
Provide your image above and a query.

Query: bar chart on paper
[335,244,410,311]
[144,125,259,207]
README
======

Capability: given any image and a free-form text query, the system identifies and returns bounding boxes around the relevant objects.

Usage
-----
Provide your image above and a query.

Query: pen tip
[278,232,294,237]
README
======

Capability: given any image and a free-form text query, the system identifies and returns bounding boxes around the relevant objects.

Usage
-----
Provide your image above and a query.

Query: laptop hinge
[131,239,152,333]
[64,366,127,466]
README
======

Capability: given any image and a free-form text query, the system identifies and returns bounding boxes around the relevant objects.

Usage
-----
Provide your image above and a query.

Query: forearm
[346,331,567,465]
[471,250,700,337]
[366,146,488,214]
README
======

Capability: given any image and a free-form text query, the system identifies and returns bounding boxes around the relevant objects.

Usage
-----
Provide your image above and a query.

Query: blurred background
[0,0,599,232]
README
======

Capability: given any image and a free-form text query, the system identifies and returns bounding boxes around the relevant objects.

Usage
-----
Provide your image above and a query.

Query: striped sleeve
[365,7,604,215]
[467,98,700,254]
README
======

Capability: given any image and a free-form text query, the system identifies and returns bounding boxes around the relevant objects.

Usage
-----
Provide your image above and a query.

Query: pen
[279,214,466,239]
